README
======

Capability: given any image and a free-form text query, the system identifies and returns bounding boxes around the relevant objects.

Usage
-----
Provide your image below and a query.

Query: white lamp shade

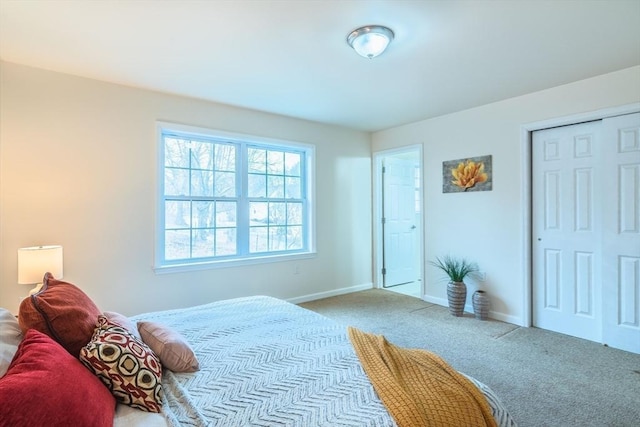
[18,245,64,284]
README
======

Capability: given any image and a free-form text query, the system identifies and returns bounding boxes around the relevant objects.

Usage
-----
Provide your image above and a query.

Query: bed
[1,278,516,427]
[124,295,515,426]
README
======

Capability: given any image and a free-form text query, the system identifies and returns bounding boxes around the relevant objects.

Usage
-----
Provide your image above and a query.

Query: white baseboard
[421,294,521,325]
[421,294,448,306]
[489,311,523,326]
[287,283,373,304]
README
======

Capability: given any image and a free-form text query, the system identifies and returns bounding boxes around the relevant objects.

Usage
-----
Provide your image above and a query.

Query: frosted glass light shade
[347,25,394,59]
[18,245,64,285]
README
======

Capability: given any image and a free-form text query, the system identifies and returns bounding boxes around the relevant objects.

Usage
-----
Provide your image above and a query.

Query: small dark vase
[472,290,490,320]
[447,281,467,317]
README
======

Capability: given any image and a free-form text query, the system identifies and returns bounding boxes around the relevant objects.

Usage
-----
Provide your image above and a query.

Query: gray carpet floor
[300,289,640,427]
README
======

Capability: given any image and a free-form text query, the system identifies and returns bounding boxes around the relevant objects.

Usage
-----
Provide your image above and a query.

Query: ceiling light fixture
[347,25,394,59]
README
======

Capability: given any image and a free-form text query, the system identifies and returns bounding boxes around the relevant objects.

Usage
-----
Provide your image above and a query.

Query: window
[414,165,421,213]
[156,123,314,271]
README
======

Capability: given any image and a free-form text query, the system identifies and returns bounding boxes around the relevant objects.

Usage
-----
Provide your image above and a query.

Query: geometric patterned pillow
[103,311,142,340]
[79,315,163,413]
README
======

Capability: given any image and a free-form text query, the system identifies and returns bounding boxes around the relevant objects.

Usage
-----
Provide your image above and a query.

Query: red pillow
[18,273,101,357]
[0,329,115,427]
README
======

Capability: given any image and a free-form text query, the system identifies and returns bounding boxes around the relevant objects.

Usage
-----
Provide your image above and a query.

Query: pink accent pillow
[103,311,142,340]
[18,273,102,358]
[138,321,200,373]
[0,329,115,427]
[80,316,163,413]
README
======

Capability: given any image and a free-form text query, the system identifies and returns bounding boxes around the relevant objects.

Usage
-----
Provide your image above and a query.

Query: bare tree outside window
[247,148,302,253]
[163,136,238,260]
[160,128,309,266]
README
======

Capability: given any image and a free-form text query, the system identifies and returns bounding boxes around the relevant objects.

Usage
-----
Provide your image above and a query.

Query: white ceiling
[1,0,639,132]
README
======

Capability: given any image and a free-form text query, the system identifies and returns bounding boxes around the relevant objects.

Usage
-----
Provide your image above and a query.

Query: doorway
[530,112,640,354]
[373,146,423,299]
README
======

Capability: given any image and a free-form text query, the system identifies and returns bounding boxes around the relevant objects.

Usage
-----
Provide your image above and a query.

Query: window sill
[153,252,317,275]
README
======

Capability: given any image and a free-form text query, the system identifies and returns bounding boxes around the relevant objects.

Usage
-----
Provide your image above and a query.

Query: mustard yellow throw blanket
[348,327,497,427]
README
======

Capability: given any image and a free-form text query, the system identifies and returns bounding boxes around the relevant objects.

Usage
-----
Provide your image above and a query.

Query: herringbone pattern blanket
[131,296,515,426]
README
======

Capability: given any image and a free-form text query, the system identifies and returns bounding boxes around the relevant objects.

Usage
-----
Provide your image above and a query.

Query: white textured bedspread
[130,296,514,427]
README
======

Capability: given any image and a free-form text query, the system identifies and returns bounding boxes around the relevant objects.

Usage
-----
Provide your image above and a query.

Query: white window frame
[154,122,316,274]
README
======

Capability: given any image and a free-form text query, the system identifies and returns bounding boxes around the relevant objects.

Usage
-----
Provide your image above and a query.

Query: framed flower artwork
[442,155,492,193]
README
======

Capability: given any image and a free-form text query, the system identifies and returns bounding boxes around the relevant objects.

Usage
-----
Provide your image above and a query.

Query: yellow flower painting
[443,155,492,193]
[452,160,487,189]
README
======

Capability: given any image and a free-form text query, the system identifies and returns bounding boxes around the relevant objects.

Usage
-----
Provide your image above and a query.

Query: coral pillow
[0,329,115,427]
[138,321,200,373]
[18,273,101,358]
[80,315,163,413]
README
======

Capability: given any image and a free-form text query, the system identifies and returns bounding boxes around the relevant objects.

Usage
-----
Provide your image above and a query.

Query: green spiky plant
[429,255,479,283]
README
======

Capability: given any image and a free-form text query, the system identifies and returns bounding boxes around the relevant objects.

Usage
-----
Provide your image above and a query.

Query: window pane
[269,202,286,225]
[215,144,236,172]
[165,138,190,168]
[191,170,213,197]
[165,168,189,196]
[216,228,236,255]
[415,166,421,213]
[165,230,190,260]
[248,174,266,198]
[269,226,287,251]
[192,229,215,258]
[285,152,301,176]
[250,202,268,225]
[214,171,235,197]
[287,226,303,250]
[267,151,284,174]
[248,148,266,173]
[216,202,236,227]
[267,175,284,198]
[191,140,213,170]
[165,201,190,228]
[285,177,301,199]
[287,203,302,225]
[192,201,214,229]
[250,227,268,253]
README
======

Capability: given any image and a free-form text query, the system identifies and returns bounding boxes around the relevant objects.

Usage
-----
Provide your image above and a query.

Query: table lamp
[18,245,64,295]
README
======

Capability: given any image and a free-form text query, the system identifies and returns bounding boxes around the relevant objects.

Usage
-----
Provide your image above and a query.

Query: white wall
[0,61,373,315]
[372,66,640,325]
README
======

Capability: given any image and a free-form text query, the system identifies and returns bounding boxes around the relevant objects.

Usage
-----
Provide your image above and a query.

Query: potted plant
[428,255,479,316]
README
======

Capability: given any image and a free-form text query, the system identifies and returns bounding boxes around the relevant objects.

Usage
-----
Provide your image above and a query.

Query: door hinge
[382,166,386,173]
[382,268,386,275]
[382,217,386,224]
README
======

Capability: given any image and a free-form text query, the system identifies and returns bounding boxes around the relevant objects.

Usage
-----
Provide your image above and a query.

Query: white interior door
[602,113,640,354]
[532,121,603,342]
[533,113,640,354]
[383,156,418,287]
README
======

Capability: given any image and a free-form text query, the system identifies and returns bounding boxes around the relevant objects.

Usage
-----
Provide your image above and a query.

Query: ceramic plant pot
[472,290,490,320]
[447,281,467,317]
